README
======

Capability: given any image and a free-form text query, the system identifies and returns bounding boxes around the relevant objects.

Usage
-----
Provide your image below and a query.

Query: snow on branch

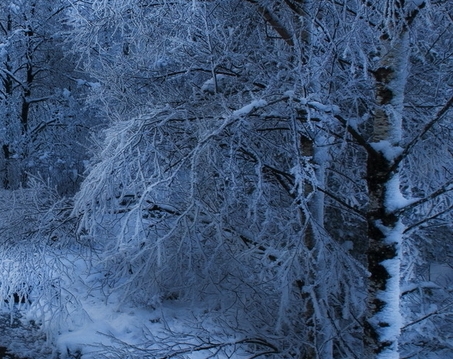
[0,67,26,89]
[232,99,268,118]
[403,203,453,233]
[245,0,294,47]
[401,307,452,332]
[316,186,365,217]
[306,100,340,114]
[370,140,404,162]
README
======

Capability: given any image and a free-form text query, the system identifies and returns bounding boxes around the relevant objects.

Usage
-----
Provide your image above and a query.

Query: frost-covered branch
[159,338,279,359]
[245,0,294,47]
[394,180,453,216]
[403,204,453,234]
[401,306,453,332]
[0,68,26,90]
[316,186,365,217]
[392,94,453,171]
[400,281,441,296]
[334,114,379,155]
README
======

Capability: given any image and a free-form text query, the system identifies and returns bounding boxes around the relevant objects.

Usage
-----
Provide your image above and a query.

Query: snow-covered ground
[0,309,50,359]
[0,249,271,359]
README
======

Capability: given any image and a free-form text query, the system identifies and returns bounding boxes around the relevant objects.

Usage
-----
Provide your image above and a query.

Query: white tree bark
[364,5,415,357]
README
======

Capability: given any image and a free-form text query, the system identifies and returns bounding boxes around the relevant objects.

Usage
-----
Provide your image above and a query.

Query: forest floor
[0,301,239,359]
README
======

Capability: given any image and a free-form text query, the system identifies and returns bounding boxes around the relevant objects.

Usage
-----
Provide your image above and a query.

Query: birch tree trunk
[364,2,421,356]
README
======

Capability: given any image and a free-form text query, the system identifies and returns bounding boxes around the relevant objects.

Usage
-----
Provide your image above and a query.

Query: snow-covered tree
[68,1,367,357]
[66,0,453,358]
[0,0,95,193]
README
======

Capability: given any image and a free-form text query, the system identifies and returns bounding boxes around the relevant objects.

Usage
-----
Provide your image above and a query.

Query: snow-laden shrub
[0,177,87,344]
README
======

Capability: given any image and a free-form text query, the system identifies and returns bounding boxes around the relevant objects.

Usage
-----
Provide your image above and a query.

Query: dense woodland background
[0,1,453,358]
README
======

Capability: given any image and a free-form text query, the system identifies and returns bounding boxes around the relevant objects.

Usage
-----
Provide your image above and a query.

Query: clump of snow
[232,99,267,118]
[87,82,101,90]
[9,2,20,14]
[307,101,340,114]
[201,74,226,94]
[295,97,340,114]
[154,56,172,69]
[290,162,315,198]
[283,90,295,98]
[62,88,71,98]
[341,240,354,251]
[385,175,417,212]
[370,140,404,161]
[73,79,101,90]
[298,97,308,105]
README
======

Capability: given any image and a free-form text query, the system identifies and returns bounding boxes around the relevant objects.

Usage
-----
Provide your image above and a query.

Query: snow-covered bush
[0,177,86,346]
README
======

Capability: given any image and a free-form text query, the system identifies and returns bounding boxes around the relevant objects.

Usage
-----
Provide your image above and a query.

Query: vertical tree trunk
[300,134,318,359]
[246,2,325,357]
[1,14,13,188]
[297,2,333,357]
[364,17,410,358]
